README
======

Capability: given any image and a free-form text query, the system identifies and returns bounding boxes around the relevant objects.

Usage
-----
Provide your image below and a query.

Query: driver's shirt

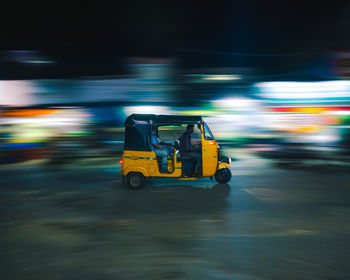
[151,132,161,152]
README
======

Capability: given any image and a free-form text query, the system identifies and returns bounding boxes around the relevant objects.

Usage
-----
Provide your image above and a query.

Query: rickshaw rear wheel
[214,168,232,184]
[126,172,145,189]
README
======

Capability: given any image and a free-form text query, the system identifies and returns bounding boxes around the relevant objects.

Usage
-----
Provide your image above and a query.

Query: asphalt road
[1,154,350,280]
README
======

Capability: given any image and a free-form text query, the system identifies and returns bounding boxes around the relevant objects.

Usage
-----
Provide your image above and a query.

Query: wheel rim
[216,169,229,182]
[218,170,226,181]
[130,175,141,187]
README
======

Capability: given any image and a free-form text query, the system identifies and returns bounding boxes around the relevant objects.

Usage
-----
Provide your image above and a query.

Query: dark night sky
[1,0,350,78]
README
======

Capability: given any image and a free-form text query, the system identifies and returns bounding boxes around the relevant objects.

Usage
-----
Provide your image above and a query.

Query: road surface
[1,153,350,279]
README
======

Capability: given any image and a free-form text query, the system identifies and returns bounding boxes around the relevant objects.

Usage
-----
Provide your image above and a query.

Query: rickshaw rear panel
[121,150,183,178]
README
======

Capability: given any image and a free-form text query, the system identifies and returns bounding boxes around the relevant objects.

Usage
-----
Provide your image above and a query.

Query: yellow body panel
[201,127,218,177]
[121,150,182,178]
[123,165,149,177]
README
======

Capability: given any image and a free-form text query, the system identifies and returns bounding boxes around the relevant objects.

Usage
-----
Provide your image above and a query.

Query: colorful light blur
[1,69,350,165]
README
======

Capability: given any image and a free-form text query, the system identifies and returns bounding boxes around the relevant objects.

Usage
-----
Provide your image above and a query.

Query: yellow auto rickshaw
[120,114,231,189]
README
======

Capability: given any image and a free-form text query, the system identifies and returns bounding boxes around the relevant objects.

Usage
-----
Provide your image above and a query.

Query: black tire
[214,168,232,184]
[126,172,145,189]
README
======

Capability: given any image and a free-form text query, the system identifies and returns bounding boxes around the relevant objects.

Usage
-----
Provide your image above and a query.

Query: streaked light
[0,80,37,106]
[271,107,347,114]
[1,117,83,125]
[23,60,56,64]
[123,106,171,115]
[202,75,241,81]
[260,92,350,99]
[1,109,61,118]
[255,80,350,99]
[329,110,350,115]
[305,134,340,143]
[213,98,259,110]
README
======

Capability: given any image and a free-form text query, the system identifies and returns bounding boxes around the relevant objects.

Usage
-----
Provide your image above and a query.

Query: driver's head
[186,124,194,134]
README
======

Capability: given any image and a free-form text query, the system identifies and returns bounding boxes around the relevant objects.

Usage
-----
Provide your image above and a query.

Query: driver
[178,124,202,173]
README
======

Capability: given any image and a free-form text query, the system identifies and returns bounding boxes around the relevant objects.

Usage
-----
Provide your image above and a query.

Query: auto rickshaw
[120,114,232,189]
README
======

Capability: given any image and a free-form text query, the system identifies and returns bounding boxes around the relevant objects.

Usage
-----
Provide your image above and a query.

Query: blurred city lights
[123,106,171,116]
[212,97,260,110]
[202,74,241,81]
[255,81,350,99]
[2,50,55,64]
[330,110,350,115]
[305,133,340,143]
[0,80,37,106]
[22,60,56,64]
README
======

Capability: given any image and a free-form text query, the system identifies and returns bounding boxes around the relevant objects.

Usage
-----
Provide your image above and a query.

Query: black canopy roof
[125,114,202,126]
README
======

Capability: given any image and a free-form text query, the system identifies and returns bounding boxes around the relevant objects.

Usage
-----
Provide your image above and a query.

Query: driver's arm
[153,143,163,150]
[159,141,172,146]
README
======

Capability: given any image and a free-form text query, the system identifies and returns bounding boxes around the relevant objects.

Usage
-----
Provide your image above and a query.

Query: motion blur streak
[1,66,350,164]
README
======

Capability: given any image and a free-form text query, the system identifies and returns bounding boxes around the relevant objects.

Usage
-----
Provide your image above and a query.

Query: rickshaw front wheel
[127,172,145,189]
[214,168,232,184]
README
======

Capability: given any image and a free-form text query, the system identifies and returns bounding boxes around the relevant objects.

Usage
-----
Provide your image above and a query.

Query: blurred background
[2,2,350,279]
[1,1,350,166]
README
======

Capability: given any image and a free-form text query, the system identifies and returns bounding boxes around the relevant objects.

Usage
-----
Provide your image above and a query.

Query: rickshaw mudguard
[122,166,149,178]
[218,162,231,170]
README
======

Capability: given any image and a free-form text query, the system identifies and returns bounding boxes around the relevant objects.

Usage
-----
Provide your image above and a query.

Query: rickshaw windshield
[203,122,215,140]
